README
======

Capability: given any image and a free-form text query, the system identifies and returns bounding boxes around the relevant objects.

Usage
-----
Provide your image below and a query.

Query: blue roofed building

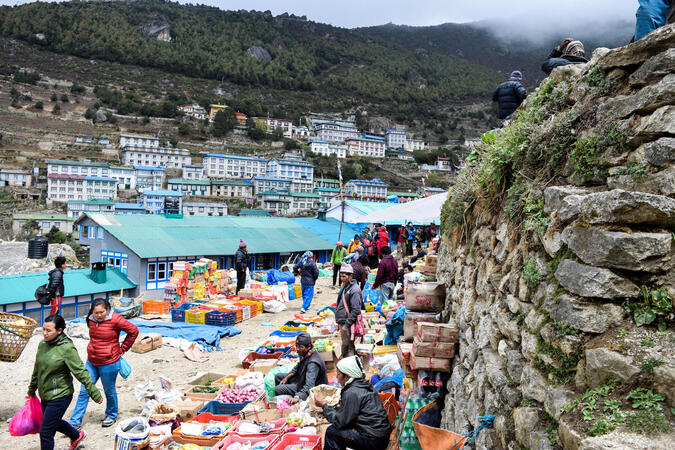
[134,165,165,191]
[115,203,148,215]
[139,190,183,215]
[266,155,314,181]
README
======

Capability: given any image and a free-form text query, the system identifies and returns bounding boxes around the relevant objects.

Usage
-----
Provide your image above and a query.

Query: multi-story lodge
[314,121,359,143]
[203,154,268,179]
[122,145,192,169]
[309,140,347,159]
[344,178,388,200]
[345,137,386,158]
[266,156,313,181]
[119,134,160,149]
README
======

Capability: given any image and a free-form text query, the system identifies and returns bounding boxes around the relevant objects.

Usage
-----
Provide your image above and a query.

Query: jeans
[301,284,314,311]
[379,282,395,304]
[69,360,120,426]
[635,0,670,40]
[41,395,79,450]
[324,425,390,450]
[273,372,299,397]
[340,323,355,357]
[332,264,341,286]
[236,270,246,293]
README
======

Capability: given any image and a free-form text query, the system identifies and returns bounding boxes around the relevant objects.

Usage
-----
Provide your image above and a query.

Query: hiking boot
[102,416,116,428]
[69,430,86,450]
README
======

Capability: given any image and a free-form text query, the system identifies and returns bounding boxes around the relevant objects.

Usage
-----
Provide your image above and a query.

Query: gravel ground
[0,278,338,449]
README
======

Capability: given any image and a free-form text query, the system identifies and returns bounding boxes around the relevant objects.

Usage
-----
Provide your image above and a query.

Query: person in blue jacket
[635,0,674,40]
[542,38,588,75]
[294,251,319,314]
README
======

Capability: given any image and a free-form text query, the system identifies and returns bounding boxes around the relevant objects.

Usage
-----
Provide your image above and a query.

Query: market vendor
[274,332,328,403]
[315,356,392,450]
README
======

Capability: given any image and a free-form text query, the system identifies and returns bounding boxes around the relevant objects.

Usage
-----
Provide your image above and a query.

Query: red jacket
[87,311,139,366]
[377,229,390,255]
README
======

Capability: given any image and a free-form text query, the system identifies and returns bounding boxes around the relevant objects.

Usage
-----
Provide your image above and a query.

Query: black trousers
[273,372,299,397]
[236,269,246,293]
[40,395,79,450]
[332,263,341,286]
[324,425,390,450]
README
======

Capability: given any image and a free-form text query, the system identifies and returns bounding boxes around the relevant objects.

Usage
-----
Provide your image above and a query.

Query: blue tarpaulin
[267,269,296,285]
[68,318,241,352]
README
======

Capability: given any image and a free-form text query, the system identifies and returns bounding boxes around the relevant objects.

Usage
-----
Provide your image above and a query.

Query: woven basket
[0,312,37,362]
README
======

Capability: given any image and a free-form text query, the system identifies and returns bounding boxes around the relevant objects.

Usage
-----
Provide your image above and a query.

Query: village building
[167,178,211,197]
[343,178,388,200]
[109,165,136,190]
[404,137,425,151]
[0,168,32,187]
[314,121,360,143]
[203,153,268,179]
[309,140,347,159]
[385,129,407,149]
[119,134,160,149]
[290,178,314,194]
[417,186,446,196]
[266,155,313,181]
[114,203,148,215]
[134,165,165,191]
[289,192,322,215]
[121,146,192,169]
[257,189,291,215]
[12,213,75,237]
[211,179,254,198]
[235,112,247,125]
[183,202,228,216]
[293,125,310,139]
[314,178,340,190]
[239,209,271,217]
[67,199,115,218]
[209,104,229,121]
[139,190,183,215]
[252,177,292,195]
[254,117,293,138]
[182,164,205,180]
[344,137,386,158]
[180,104,208,121]
[314,187,340,206]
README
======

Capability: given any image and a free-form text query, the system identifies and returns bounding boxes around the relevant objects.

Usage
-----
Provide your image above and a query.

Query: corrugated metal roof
[0,267,136,306]
[13,214,73,221]
[239,209,271,216]
[48,160,109,168]
[68,199,115,205]
[167,178,211,186]
[85,213,332,258]
[292,218,360,245]
[141,190,182,197]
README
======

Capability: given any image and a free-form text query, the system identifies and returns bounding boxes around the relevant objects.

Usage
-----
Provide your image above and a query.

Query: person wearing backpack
[492,71,527,120]
[69,298,138,429]
[27,314,102,450]
[48,256,67,316]
[330,241,347,288]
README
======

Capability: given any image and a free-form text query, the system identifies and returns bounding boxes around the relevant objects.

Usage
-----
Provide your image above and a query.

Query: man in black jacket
[274,332,328,402]
[492,70,527,120]
[542,38,588,75]
[334,264,363,358]
[234,239,249,294]
[315,356,392,450]
[48,256,67,315]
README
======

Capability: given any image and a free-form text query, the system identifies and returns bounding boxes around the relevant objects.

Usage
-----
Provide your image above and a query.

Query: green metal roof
[258,190,290,196]
[83,213,332,258]
[109,165,134,171]
[0,267,136,306]
[211,180,253,186]
[239,209,271,216]
[14,214,73,221]
[315,187,340,193]
[68,199,115,205]
[388,191,419,198]
[48,159,109,168]
[290,192,322,198]
[315,178,339,183]
[167,178,211,186]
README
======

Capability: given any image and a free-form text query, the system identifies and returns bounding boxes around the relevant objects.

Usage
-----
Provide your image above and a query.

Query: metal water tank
[28,236,49,259]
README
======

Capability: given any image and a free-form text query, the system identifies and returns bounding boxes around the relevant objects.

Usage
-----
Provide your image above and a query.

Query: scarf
[301,251,313,265]
[337,355,365,385]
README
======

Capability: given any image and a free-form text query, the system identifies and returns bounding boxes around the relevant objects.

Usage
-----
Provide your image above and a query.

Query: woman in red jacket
[68,298,139,428]
[376,226,390,258]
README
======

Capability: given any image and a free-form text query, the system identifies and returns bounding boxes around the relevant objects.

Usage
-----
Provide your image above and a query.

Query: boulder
[95,109,108,122]
[599,73,675,121]
[246,46,272,61]
[653,364,675,408]
[607,166,675,197]
[635,137,675,167]
[483,349,508,390]
[597,24,675,69]
[584,348,640,387]
[513,407,539,446]
[561,225,672,273]
[506,350,524,382]
[543,186,591,214]
[631,105,675,137]
[629,47,675,87]
[520,365,547,402]
[558,418,583,450]
[557,189,675,227]
[542,294,624,334]
[544,386,576,421]
[554,259,640,299]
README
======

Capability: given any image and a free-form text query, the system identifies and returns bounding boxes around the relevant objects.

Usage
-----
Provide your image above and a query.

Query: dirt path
[0,278,339,449]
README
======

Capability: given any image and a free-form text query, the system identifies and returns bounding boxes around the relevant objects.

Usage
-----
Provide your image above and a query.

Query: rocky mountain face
[437,26,674,448]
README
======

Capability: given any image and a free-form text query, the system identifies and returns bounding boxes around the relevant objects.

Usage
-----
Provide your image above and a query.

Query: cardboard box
[397,342,413,364]
[131,333,162,353]
[413,336,455,358]
[187,372,226,386]
[425,255,438,267]
[409,354,451,373]
[183,385,221,402]
[405,282,446,312]
[403,311,439,341]
[251,358,278,374]
[240,402,283,421]
[417,322,459,343]
[167,398,204,422]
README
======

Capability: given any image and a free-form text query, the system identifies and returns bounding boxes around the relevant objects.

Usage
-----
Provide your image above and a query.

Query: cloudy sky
[1,1,637,28]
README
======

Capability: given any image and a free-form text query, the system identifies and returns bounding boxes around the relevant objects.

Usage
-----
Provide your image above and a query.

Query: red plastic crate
[172,413,238,446]
[212,433,279,450]
[270,434,321,450]
[241,351,283,369]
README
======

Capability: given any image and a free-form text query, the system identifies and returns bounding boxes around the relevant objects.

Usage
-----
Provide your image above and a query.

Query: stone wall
[436,26,674,449]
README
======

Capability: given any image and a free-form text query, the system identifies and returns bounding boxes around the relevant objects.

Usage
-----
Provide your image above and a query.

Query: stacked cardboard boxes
[409,322,458,373]
[403,282,445,341]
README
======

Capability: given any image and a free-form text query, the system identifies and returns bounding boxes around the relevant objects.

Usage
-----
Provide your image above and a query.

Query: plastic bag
[9,395,43,436]
[120,357,131,379]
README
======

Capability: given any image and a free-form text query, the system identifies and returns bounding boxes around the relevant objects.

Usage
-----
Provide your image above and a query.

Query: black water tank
[28,236,49,259]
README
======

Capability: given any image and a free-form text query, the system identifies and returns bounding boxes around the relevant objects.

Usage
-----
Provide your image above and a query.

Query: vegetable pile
[215,387,261,403]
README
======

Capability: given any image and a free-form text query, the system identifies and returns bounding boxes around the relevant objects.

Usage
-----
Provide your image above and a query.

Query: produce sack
[120,357,132,379]
[405,282,446,312]
[9,395,42,436]
[309,385,341,412]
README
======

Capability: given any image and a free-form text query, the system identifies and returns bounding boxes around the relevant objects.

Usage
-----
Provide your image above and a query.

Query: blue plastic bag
[266,269,295,285]
[119,357,131,379]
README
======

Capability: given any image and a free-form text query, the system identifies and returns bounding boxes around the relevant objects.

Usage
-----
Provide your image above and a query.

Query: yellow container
[293,284,302,299]
[185,310,206,324]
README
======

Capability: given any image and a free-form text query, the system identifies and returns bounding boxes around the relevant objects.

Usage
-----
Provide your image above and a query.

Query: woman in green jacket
[330,241,347,287]
[27,315,102,450]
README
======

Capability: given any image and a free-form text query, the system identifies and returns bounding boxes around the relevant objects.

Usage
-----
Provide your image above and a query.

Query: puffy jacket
[373,255,398,289]
[322,377,392,439]
[542,49,588,75]
[234,248,249,272]
[87,310,139,366]
[48,268,64,299]
[492,78,528,119]
[330,247,347,265]
[376,229,390,255]
[335,280,362,325]
[294,259,319,286]
[28,333,102,403]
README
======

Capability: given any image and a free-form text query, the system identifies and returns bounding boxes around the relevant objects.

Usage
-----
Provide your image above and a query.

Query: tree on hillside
[212,109,237,137]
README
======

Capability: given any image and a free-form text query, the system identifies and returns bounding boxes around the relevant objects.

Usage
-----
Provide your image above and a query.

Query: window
[101,250,128,274]
[147,262,156,281]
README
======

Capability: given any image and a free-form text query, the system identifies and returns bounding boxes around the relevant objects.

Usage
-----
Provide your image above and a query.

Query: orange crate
[220,307,243,323]
[237,300,263,316]
[185,309,207,324]
[142,300,171,315]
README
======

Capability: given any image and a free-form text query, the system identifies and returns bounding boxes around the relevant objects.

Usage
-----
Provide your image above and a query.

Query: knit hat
[340,263,354,274]
[510,70,523,80]
[239,239,247,248]
[337,356,365,384]
[564,41,585,57]
[295,331,313,348]
[336,241,343,247]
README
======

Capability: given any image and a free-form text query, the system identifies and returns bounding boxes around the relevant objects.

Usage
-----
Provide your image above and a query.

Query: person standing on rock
[48,256,67,316]
[335,264,363,357]
[294,251,319,314]
[542,38,588,75]
[492,71,527,121]
[330,241,347,288]
[234,239,249,294]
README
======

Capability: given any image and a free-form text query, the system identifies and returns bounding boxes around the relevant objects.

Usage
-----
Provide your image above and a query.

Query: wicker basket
[0,313,37,362]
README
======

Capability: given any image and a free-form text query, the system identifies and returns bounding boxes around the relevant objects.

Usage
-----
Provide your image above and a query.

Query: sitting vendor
[315,356,392,450]
[274,332,327,403]
[410,244,427,264]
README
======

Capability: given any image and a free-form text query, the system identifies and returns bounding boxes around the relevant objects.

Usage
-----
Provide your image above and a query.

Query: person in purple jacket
[372,246,398,305]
